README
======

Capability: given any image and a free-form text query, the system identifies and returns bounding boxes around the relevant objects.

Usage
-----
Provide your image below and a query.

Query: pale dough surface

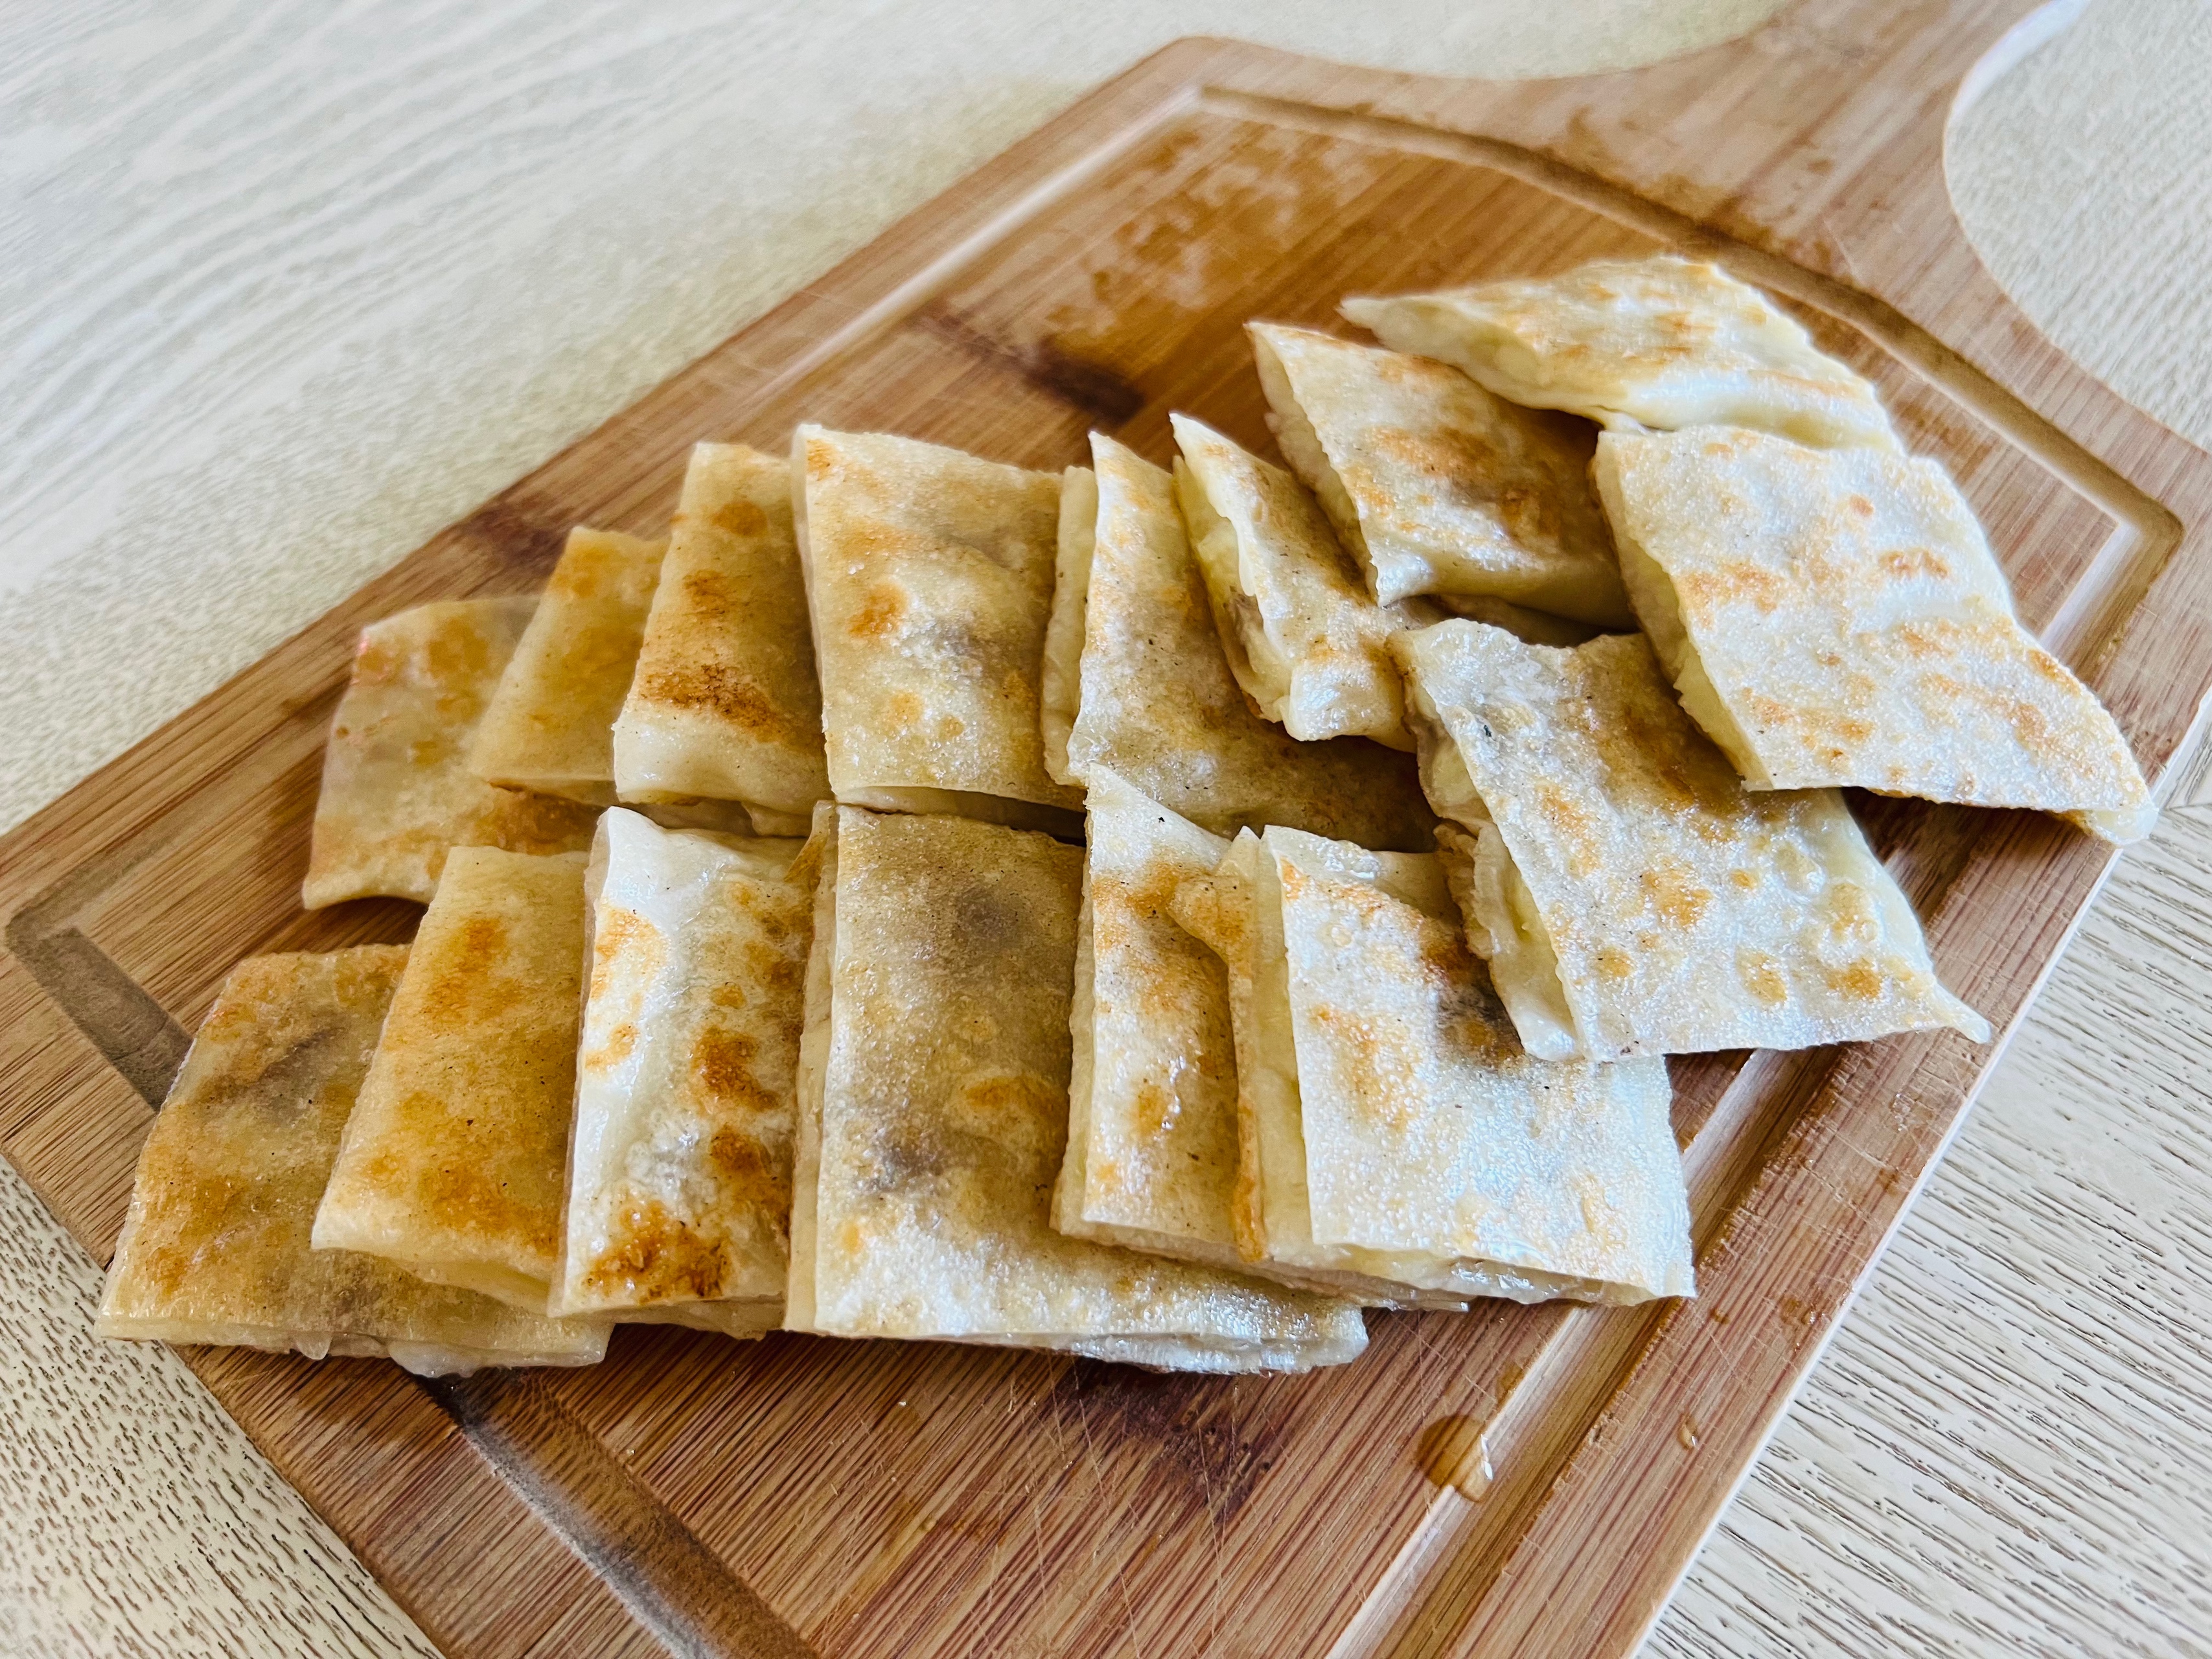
[3,1,2206,1653]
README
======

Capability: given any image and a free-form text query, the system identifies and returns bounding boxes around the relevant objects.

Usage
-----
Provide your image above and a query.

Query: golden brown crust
[1055,773,1245,1270]
[314,848,590,1308]
[1344,255,1899,452]
[98,947,604,1371]
[791,806,1366,1371]
[1264,830,1689,1301]
[1594,427,2152,838]
[304,599,599,907]
[1394,620,1991,1059]
[794,427,1082,814]
[557,811,817,1319]
[472,528,668,804]
[1249,322,1633,625]
[613,444,829,818]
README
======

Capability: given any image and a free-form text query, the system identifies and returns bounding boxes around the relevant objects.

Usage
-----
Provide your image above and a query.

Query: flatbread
[1593,426,2154,842]
[1055,769,1333,1292]
[792,426,1083,834]
[303,599,601,907]
[551,809,816,1334]
[1050,434,1435,849]
[1344,255,1900,453]
[612,443,830,827]
[1393,620,1991,1060]
[1170,414,1420,750]
[1170,828,1690,1305]
[314,846,590,1310]
[98,948,606,1374]
[787,805,1366,1372]
[470,527,668,805]
[1249,322,1635,627]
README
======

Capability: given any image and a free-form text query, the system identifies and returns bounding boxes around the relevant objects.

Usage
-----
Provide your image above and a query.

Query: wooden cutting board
[5,3,2209,1655]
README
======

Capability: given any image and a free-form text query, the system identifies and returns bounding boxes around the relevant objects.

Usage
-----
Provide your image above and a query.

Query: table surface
[3,2,2208,1654]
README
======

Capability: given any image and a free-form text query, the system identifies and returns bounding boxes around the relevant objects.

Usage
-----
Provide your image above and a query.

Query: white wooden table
[3,1,2207,1653]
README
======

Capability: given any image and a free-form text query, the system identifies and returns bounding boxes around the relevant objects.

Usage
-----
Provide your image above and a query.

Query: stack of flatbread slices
[102,252,2147,1382]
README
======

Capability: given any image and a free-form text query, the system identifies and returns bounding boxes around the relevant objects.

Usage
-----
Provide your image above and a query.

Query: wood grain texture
[1653,801,2212,1657]
[4,3,2212,1659]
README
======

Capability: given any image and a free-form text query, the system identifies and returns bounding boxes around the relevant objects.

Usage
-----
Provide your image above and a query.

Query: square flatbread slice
[1344,255,1900,452]
[1249,322,1635,627]
[792,426,1083,835]
[612,443,830,828]
[1393,620,1991,1061]
[1043,434,1434,848]
[98,948,606,1374]
[1171,829,1692,1306]
[1171,414,1421,750]
[304,599,601,907]
[1056,770,1388,1302]
[551,809,816,1336]
[1593,426,2154,842]
[314,846,590,1310]
[787,805,1365,1372]
[471,527,668,806]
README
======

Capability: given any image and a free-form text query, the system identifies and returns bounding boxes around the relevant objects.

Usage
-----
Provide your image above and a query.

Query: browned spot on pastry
[1676,560,1791,618]
[678,566,735,620]
[1133,1080,1175,1141]
[422,918,522,1023]
[692,1026,774,1113]
[740,938,804,999]
[712,495,768,539]
[1879,543,1950,581]
[590,907,663,1001]
[362,1093,555,1252]
[1641,861,1711,929]
[635,664,783,736]
[1825,958,1885,1001]
[1738,951,1787,1008]
[586,1022,638,1073]
[581,1198,725,1303]
[706,1127,779,1206]
[548,535,627,602]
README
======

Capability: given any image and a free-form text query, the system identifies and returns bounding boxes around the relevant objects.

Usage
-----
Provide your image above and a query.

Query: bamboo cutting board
[5,3,2211,1654]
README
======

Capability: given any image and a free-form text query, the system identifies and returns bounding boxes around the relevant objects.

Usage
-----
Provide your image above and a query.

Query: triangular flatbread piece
[1041,433,1434,848]
[305,599,599,907]
[98,948,606,1373]
[552,810,817,1336]
[1394,620,1990,1060]
[314,847,590,1310]
[1169,826,1692,1306]
[789,804,1365,1372]
[792,427,1082,834]
[1594,426,2154,842]
[1170,413,1420,750]
[613,443,830,831]
[1249,322,1633,626]
[1344,255,1899,452]
[471,527,667,806]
